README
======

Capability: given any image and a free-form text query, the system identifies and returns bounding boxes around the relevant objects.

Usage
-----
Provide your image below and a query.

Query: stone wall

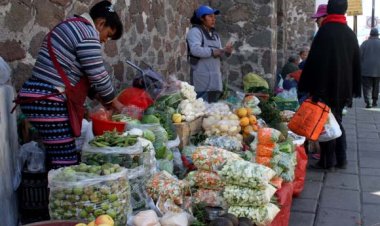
[0,0,315,92]
[0,0,200,91]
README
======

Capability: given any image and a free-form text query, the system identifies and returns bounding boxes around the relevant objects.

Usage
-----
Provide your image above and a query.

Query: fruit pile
[235,107,259,137]
[75,214,115,226]
[48,163,131,226]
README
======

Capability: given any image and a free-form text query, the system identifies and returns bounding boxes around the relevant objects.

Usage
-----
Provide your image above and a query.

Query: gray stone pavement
[290,98,380,226]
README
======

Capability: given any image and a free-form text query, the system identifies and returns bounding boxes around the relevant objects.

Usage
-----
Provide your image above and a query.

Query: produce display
[235,107,260,138]
[48,163,131,226]
[192,146,242,171]
[178,98,206,122]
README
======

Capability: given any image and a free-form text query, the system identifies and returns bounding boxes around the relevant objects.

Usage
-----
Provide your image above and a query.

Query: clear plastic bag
[19,141,45,173]
[318,111,342,142]
[0,56,11,84]
[82,124,144,168]
[48,164,131,225]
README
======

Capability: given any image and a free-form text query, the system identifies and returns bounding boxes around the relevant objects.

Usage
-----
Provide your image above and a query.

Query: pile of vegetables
[203,136,243,153]
[202,114,242,140]
[48,163,131,225]
[218,160,280,225]
[178,98,206,122]
[89,130,138,147]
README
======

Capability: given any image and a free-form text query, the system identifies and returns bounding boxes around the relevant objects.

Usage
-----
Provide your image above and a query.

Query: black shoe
[366,104,372,108]
[335,161,347,169]
[309,163,335,172]
[373,102,377,107]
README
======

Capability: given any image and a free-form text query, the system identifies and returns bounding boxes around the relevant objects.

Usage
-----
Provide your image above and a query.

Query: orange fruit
[252,124,259,131]
[249,115,257,125]
[243,125,253,135]
[240,117,250,127]
[236,108,248,118]
[246,108,253,116]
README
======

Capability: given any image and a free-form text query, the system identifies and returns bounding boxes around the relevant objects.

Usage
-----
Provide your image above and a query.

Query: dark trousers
[362,77,380,105]
[319,107,347,168]
[196,91,221,103]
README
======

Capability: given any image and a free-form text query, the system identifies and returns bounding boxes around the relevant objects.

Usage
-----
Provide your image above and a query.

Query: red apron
[13,17,91,137]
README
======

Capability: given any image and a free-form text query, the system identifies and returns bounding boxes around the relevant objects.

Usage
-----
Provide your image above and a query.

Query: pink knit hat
[312,4,328,19]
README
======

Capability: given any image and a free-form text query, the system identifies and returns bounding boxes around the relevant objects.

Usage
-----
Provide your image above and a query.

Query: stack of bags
[219,160,280,225]
[188,146,242,207]
[254,128,297,184]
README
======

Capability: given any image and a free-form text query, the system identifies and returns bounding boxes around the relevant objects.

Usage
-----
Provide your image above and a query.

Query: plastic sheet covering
[269,182,293,226]
[0,85,19,226]
[292,145,307,197]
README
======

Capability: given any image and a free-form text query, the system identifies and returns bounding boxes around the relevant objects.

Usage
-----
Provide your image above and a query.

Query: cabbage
[141,115,160,124]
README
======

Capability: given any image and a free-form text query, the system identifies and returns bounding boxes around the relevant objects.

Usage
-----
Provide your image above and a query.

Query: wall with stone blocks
[0,0,314,92]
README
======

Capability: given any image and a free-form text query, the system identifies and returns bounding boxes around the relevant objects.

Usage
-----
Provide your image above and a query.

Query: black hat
[327,0,348,15]
[370,28,379,37]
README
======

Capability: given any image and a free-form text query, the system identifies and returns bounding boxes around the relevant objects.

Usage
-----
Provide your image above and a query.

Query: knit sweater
[32,13,115,103]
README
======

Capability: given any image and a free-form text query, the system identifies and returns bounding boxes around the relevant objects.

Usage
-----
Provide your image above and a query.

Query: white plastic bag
[0,57,11,84]
[318,111,342,142]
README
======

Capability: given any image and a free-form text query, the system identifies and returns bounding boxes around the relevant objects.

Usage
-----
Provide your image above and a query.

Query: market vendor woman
[186,5,233,103]
[14,1,124,169]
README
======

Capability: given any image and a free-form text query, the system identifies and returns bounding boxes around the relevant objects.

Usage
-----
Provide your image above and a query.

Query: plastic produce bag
[82,126,144,168]
[318,111,342,142]
[48,163,131,225]
[130,210,161,226]
[186,170,224,190]
[192,146,242,171]
[0,56,11,84]
[269,182,293,226]
[19,141,45,173]
[219,160,276,189]
[258,128,282,145]
[223,184,277,207]
[243,72,269,93]
[203,136,243,153]
[228,203,280,226]
[193,189,227,208]
[146,171,185,205]
[160,211,190,226]
[293,145,307,197]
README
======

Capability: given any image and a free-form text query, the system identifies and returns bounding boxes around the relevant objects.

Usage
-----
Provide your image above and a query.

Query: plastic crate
[18,169,50,224]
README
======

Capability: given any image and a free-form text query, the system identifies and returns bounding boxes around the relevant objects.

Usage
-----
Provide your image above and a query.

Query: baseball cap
[312,4,327,19]
[195,5,220,19]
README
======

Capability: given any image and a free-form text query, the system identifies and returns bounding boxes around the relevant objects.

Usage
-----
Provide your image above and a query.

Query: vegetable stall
[18,73,308,226]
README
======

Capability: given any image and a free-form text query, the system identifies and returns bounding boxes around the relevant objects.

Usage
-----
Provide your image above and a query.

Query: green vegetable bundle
[89,130,138,147]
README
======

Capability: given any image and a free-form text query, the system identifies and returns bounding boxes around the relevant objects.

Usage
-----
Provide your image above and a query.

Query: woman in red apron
[15,1,123,170]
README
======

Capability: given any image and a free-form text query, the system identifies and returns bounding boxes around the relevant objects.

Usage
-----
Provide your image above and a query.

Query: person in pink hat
[312,4,328,28]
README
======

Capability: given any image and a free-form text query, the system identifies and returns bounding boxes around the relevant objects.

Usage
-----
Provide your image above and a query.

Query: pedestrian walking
[298,0,361,170]
[360,28,380,108]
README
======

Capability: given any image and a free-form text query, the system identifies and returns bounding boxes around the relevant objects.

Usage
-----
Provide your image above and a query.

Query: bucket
[91,117,126,136]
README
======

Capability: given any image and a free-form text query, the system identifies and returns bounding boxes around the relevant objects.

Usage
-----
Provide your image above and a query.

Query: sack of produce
[257,128,283,145]
[223,185,277,207]
[186,170,224,190]
[228,203,280,226]
[203,136,243,153]
[146,171,186,205]
[48,163,131,225]
[193,189,227,208]
[82,130,143,168]
[219,160,276,189]
[192,146,242,171]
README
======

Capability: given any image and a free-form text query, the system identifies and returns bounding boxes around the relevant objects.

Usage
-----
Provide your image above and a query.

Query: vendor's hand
[110,98,124,113]
[224,41,233,55]
[212,49,224,58]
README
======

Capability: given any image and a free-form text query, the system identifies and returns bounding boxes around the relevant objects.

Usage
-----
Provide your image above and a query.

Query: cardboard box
[174,117,203,149]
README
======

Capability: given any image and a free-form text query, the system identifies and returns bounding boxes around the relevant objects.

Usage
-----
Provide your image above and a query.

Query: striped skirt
[18,77,79,169]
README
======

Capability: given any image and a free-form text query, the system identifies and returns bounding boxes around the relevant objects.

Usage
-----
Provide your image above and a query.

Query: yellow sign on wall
[347,0,363,16]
